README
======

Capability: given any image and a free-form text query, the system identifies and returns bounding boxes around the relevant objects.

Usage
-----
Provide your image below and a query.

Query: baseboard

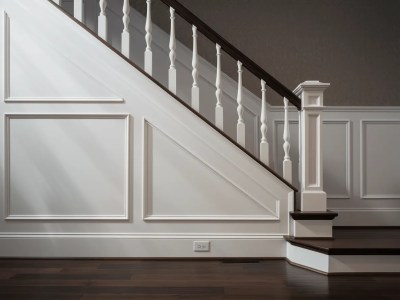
[0,236,285,258]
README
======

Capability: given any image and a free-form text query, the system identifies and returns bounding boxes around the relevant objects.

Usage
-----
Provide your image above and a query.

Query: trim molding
[360,120,400,199]
[142,119,280,221]
[323,120,351,199]
[2,11,123,103]
[4,113,131,220]
[2,11,10,101]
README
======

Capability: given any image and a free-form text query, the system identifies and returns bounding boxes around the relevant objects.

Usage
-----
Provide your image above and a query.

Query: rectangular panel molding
[360,120,400,199]
[4,114,131,220]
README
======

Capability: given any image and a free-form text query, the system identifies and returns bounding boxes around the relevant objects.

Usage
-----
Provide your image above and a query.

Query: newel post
[294,81,330,212]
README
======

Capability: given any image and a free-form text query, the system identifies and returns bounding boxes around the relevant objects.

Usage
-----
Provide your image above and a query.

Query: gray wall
[146,0,400,106]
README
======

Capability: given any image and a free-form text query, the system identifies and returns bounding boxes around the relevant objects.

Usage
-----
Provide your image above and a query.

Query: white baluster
[168,7,176,94]
[236,61,245,147]
[144,0,152,75]
[215,44,223,130]
[283,97,292,183]
[98,0,108,40]
[191,25,199,111]
[260,79,269,165]
[74,0,84,22]
[121,0,131,58]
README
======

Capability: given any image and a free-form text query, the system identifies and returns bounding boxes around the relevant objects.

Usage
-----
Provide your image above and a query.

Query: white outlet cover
[193,241,210,252]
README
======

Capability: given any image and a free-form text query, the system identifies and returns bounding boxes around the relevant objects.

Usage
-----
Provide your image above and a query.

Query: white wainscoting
[0,0,293,257]
[269,107,400,226]
[4,114,130,220]
[143,120,279,221]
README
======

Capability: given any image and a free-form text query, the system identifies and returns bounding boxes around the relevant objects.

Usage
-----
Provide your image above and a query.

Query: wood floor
[0,259,399,299]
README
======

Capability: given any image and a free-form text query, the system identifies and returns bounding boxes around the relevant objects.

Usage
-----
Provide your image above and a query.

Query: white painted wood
[282,98,292,183]
[52,0,61,4]
[121,0,130,58]
[97,0,107,40]
[2,11,10,101]
[215,44,223,130]
[259,80,269,165]
[0,236,286,258]
[323,120,351,199]
[168,7,176,94]
[73,0,84,22]
[144,0,152,75]
[288,243,400,274]
[287,243,329,273]
[143,121,279,221]
[86,1,263,156]
[3,11,121,101]
[294,81,330,212]
[360,120,400,199]
[292,220,333,238]
[191,25,199,111]
[236,61,245,147]
[5,114,129,220]
[0,0,294,257]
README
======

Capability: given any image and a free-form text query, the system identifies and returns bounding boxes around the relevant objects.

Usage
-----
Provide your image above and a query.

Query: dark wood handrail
[160,0,302,110]
[47,0,298,192]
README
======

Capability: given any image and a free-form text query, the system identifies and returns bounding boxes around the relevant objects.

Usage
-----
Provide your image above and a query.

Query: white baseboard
[0,236,285,258]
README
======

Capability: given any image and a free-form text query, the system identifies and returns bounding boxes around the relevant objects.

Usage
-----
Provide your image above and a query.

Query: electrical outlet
[193,241,210,252]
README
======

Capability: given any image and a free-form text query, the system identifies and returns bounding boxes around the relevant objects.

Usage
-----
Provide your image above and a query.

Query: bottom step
[285,228,400,274]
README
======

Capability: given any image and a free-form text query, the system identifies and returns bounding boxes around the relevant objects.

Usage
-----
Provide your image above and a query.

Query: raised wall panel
[5,114,130,220]
[322,120,351,199]
[360,120,400,199]
[3,11,122,102]
[143,121,278,221]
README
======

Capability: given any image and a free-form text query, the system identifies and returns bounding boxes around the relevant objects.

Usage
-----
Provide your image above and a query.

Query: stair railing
[50,0,330,213]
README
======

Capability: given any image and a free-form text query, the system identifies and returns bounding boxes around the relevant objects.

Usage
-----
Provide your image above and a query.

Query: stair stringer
[0,0,294,258]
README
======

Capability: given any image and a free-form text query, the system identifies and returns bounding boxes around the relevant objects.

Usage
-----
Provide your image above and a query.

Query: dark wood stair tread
[285,228,400,255]
[290,210,338,220]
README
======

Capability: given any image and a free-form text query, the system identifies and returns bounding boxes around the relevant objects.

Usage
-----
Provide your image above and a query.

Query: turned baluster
[168,7,176,94]
[191,25,199,111]
[121,0,131,58]
[144,0,152,75]
[98,0,107,40]
[260,80,269,165]
[283,98,292,183]
[236,61,245,147]
[74,0,84,22]
[215,44,223,130]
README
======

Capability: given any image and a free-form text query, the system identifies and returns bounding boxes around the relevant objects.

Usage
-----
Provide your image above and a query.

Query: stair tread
[285,228,400,255]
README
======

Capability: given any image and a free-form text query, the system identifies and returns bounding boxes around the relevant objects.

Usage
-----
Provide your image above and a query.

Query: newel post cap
[293,81,330,108]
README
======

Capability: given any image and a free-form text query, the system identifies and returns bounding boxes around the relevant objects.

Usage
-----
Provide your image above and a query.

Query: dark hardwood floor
[0,259,399,299]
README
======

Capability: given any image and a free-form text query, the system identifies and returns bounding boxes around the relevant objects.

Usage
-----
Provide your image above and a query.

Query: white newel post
[98,0,108,40]
[294,81,330,212]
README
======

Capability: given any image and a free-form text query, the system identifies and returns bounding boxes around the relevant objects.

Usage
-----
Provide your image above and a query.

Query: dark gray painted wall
[141,0,400,106]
